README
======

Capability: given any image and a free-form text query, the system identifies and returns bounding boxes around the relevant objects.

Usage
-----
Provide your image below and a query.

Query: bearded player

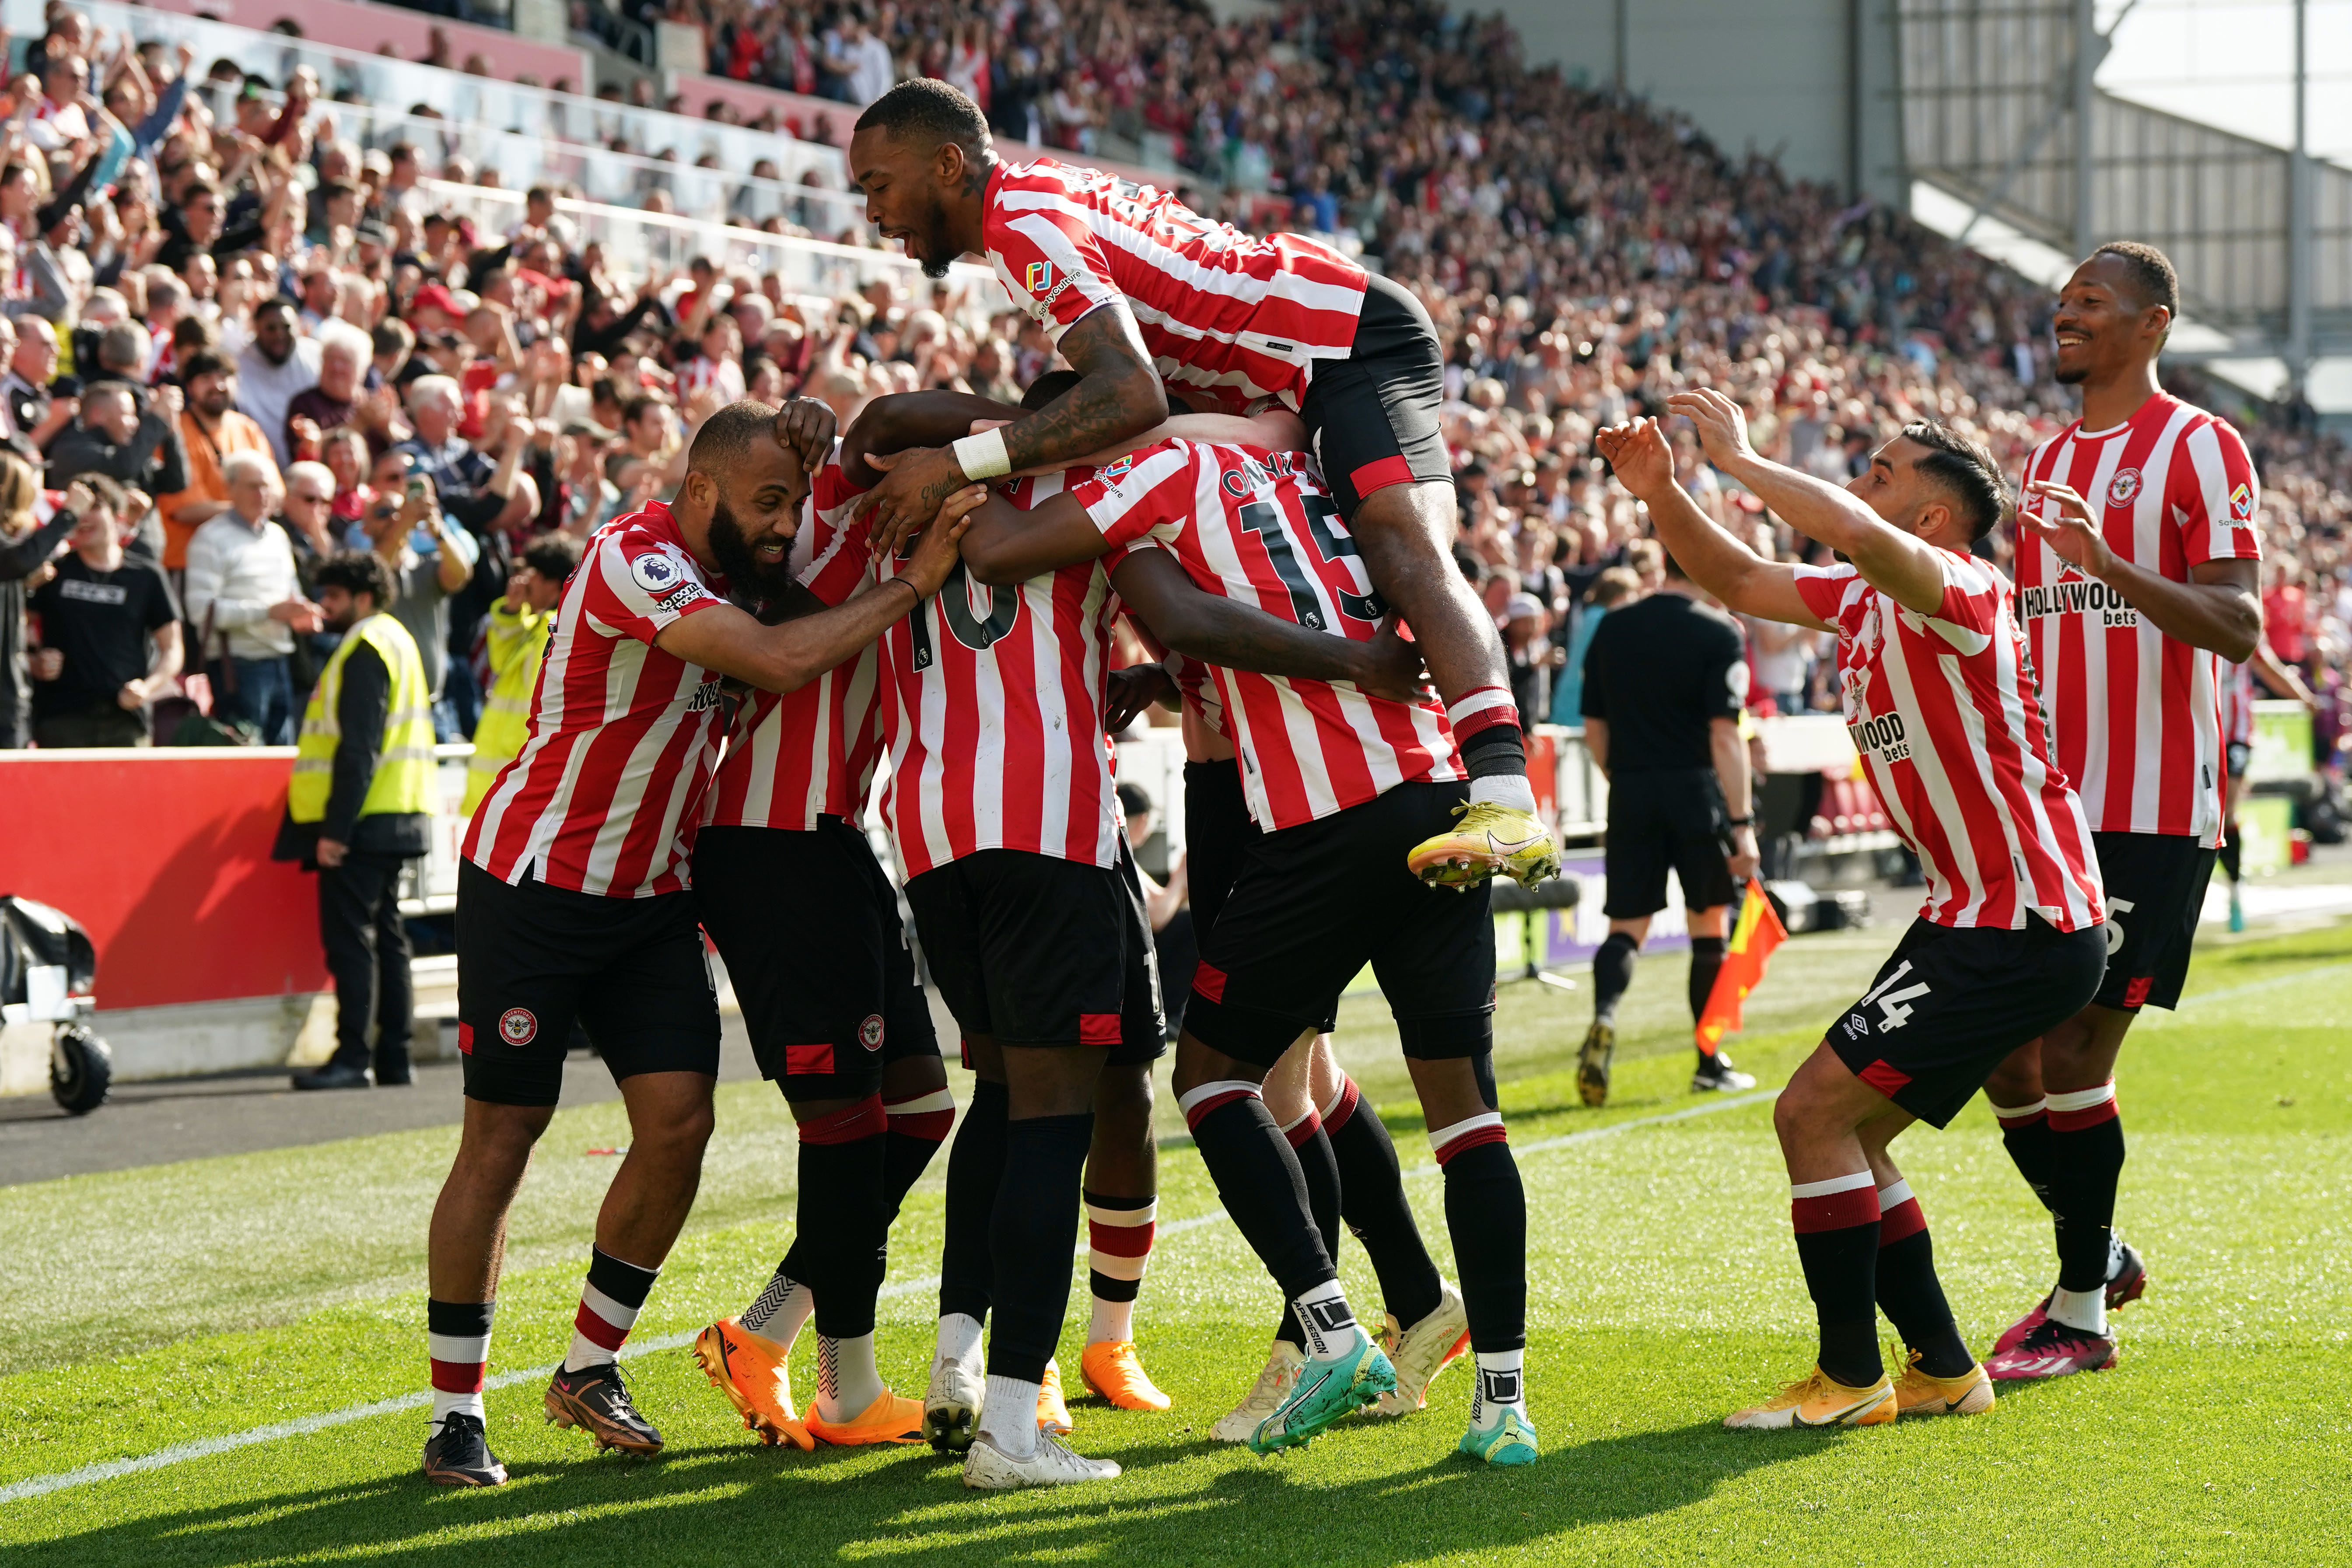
[1983,242,2262,1382]
[1601,392,2107,1431]
[840,79,1556,892]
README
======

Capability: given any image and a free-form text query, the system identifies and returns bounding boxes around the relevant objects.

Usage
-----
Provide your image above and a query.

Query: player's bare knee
[881,1053,949,1101]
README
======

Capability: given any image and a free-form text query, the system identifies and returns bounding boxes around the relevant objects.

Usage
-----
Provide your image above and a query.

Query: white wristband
[951,427,1011,481]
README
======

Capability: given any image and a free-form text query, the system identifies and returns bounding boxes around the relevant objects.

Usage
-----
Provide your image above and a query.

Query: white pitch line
[0,1087,1777,1506]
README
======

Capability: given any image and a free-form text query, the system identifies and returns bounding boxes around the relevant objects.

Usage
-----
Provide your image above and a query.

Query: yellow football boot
[1036,1358,1074,1434]
[1407,802,1560,889]
[1723,1366,1896,1430]
[805,1388,927,1446]
[693,1318,813,1450]
[1079,1340,1172,1412]
[1893,1349,1996,1418]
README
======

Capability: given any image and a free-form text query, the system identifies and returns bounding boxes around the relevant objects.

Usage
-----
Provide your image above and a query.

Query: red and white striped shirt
[463,502,730,897]
[704,452,885,831]
[1074,439,1461,831]
[1794,553,2104,931]
[984,159,1368,416]
[847,469,1124,879]
[2014,392,2261,847]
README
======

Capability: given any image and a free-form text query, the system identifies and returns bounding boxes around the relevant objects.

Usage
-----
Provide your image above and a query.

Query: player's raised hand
[2020,480,2117,576]
[1355,617,1433,704]
[856,444,971,561]
[772,397,836,476]
[1666,387,1757,468]
[1594,417,1673,499]
[900,483,990,598]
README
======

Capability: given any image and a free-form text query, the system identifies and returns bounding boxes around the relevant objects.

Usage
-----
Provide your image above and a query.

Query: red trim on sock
[1350,453,1414,497]
[2048,1099,2120,1133]
[1087,1219,1156,1256]
[429,1358,487,1393]
[1878,1197,1926,1245]
[1181,1088,1255,1130]
[1857,1059,1913,1098]
[1079,1012,1123,1046]
[798,1094,886,1144]
[887,1108,953,1141]
[573,1302,629,1351]
[1994,1107,2048,1130]
[784,1041,836,1076]
[1323,1076,1361,1134]
[1192,962,1227,1003]
[1792,1188,1882,1234]
[1282,1108,1323,1149]
[1434,1124,1509,1165]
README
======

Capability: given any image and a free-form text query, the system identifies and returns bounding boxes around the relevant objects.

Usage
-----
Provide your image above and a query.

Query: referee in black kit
[1575,546,1760,1106]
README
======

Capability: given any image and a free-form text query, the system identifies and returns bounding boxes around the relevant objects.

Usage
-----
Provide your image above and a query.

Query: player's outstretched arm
[958,489,1111,582]
[1666,388,1945,616]
[843,390,1022,490]
[2020,479,2261,661]
[655,486,987,693]
[854,305,1166,555]
[1107,548,1429,703]
[1595,417,1830,632]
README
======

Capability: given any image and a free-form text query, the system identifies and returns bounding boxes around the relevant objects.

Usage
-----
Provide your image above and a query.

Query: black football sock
[1433,1128,1527,1354]
[1592,931,1638,1025]
[1177,1081,1335,1301]
[1322,1077,1445,1327]
[1873,1180,1973,1377]
[1791,1173,1883,1387]
[2219,833,2242,884]
[1687,935,1726,1030]
[792,1096,889,1339]
[875,1087,954,1278]
[983,1112,1093,1382]
[938,1078,1008,1325]
[2046,1086,2126,1293]
[1274,1112,1344,1347]
[1992,1098,2057,1211]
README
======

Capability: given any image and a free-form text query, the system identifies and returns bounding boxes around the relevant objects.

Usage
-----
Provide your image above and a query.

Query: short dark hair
[1900,420,2009,542]
[854,78,990,157]
[523,536,581,582]
[686,398,784,478]
[253,296,296,323]
[2093,240,2179,319]
[620,395,662,429]
[314,550,396,608]
[76,473,129,515]
[1020,369,1082,411]
[179,347,234,383]
[1116,780,1152,819]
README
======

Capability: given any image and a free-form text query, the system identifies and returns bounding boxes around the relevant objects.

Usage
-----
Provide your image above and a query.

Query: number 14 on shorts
[1850,961,1931,1033]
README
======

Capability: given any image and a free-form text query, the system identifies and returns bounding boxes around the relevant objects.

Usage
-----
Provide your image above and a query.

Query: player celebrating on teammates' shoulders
[1981,242,2264,1382]
[956,434,1536,1468]
[419,401,981,1488]
[689,424,957,1452]
[840,78,1556,891]
[1598,392,2108,1431]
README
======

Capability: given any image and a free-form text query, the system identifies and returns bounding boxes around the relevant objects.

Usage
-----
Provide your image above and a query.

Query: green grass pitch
[4,918,2348,1564]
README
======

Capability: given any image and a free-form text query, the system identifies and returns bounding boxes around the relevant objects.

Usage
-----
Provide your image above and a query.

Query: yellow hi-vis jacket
[288,613,438,823]
[464,599,552,815]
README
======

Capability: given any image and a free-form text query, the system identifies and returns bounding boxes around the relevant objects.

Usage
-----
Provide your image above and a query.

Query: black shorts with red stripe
[1301,273,1450,519]
[693,818,940,1099]
[1826,914,2108,1129]
[906,846,1156,1054]
[2089,830,2217,1012]
[454,859,721,1107]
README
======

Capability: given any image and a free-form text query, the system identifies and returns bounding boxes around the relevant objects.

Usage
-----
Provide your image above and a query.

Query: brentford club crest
[859,1014,886,1051]
[2107,468,2142,508]
[500,1007,539,1046]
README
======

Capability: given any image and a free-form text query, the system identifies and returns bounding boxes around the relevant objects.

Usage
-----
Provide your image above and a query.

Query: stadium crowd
[1,0,2348,757]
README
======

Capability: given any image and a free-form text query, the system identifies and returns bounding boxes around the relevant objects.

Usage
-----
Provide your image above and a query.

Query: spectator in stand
[2,317,75,461]
[823,8,898,107]
[158,349,280,574]
[48,381,188,549]
[0,454,78,749]
[27,477,181,747]
[464,533,578,813]
[237,298,323,469]
[273,550,436,1093]
[357,475,479,721]
[285,322,382,457]
[1502,590,1560,732]
[321,428,375,532]
[182,450,317,744]
[1551,566,1640,727]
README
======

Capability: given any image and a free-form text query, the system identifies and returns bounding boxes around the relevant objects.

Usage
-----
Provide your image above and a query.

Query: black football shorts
[2089,830,2217,1012]
[1301,273,1452,519]
[1826,914,2107,1128]
[1603,766,1735,919]
[455,859,720,1107]
[1186,781,1494,1068]
[693,818,939,1099]
[905,847,1137,1052]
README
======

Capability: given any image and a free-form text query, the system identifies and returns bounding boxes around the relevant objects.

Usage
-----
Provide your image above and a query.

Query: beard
[2054,363,2089,385]
[911,192,957,278]
[706,496,795,598]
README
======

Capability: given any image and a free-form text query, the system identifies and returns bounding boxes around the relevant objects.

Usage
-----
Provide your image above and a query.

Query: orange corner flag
[1696,880,1788,1054]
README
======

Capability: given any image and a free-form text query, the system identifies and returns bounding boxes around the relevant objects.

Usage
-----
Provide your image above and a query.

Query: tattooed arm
[854,304,1166,557]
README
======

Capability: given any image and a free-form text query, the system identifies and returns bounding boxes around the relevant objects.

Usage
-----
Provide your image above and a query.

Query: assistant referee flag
[1696,880,1787,1053]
